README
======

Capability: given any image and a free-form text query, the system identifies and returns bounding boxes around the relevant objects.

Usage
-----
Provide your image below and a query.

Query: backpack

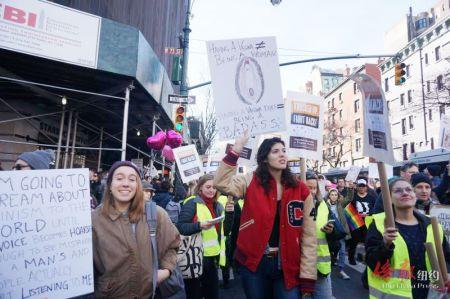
[165,201,181,224]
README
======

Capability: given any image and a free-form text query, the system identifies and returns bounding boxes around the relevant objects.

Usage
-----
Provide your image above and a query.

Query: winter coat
[92,205,180,299]
[152,191,174,209]
[327,189,354,238]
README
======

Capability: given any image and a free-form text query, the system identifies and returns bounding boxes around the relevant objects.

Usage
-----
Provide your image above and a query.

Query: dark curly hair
[255,137,298,194]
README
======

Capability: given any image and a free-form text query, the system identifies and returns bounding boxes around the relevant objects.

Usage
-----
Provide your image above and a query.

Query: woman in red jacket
[214,133,317,299]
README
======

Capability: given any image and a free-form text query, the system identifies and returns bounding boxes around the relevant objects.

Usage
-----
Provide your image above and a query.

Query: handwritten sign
[206,36,286,140]
[439,115,450,150]
[352,74,394,165]
[430,205,450,244]
[345,166,362,182]
[173,145,203,183]
[285,91,324,160]
[0,169,93,299]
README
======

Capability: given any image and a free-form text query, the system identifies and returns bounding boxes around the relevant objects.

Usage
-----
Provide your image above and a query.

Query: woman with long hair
[176,174,234,299]
[92,161,180,298]
[366,178,450,299]
[214,133,317,299]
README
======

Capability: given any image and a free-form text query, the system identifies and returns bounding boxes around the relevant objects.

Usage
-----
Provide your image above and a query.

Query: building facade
[306,65,344,96]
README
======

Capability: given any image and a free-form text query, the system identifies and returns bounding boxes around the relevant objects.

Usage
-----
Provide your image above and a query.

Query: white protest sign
[345,166,362,182]
[206,36,286,140]
[352,74,395,165]
[430,205,450,245]
[285,91,324,160]
[0,169,93,299]
[225,135,259,167]
[206,154,222,174]
[288,160,301,174]
[368,163,393,179]
[173,145,203,183]
[439,115,450,150]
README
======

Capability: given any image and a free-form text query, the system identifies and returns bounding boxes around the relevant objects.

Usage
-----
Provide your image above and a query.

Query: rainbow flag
[344,204,365,231]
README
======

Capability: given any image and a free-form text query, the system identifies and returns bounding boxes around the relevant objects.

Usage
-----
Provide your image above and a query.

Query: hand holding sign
[233,129,250,154]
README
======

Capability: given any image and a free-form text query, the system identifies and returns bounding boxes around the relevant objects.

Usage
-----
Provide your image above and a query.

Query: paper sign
[430,205,450,244]
[345,166,362,182]
[288,160,301,174]
[206,36,286,140]
[285,91,324,160]
[439,115,450,150]
[368,163,393,179]
[0,169,93,299]
[173,145,203,183]
[225,135,259,166]
[352,74,395,165]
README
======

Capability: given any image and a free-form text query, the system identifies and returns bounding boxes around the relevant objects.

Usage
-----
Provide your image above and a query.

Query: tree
[322,115,353,169]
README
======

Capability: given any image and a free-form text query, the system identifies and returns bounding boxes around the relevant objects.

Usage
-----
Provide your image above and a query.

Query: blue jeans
[240,255,301,299]
[312,274,333,299]
[338,239,347,271]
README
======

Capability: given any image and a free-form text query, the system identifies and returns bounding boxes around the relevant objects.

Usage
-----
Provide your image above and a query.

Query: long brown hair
[101,167,145,223]
[194,174,218,201]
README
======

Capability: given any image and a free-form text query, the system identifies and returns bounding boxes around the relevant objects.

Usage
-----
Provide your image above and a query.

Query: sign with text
[368,163,393,179]
[0,0,101,68]
[430,205,450,245]
[206,36,286,140]
[285,91,324,160]
[168,94,196,105]
[345,166,361,182]
[439,115,450,150]
[0,169,93,299]
[225,135,259,167]
[352,74,394,165]
[173,145,203,183]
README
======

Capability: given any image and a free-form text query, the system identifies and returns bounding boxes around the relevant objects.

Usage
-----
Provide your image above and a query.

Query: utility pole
[180,0,191,96]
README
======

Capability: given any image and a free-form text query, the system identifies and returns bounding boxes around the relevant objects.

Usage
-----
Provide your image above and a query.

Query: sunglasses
[12,164,30,170]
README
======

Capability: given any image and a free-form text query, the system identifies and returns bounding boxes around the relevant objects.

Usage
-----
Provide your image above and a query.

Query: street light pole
[180,0,192,96]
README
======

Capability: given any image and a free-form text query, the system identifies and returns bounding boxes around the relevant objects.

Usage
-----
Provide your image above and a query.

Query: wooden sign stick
[431,217,448,284]
[425,242,446,290]
[300,157,306,183]
[377,162,395,228]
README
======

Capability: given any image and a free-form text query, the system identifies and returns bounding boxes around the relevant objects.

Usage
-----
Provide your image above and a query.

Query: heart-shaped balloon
[166,130,183,148]
[162,145,175,162]
[146,131,166,150]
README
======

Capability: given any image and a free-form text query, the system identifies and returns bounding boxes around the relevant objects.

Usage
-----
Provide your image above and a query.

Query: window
[340,127,343,137]
[338,93,342,103]
[402,118,407,134]
[332,147,336,156]
[340,144,343,154]
[435,46,441,61]
[407,90,412,103]
[425,53,429,65]
[331,98,335,108]
[387,101,390,111]
[403,144,408,160]
[409,115,414,129]
[416,18,427,29]
[410,142,415,154]
[353,83,357,94]
[437,75,444,90]
[328,101,331,109]
[355,138,361,152]
[355,119,361,133]
[406,65,410,77]
[440,105,446,117]
[427,81,431,93]
[431,137,435,149]
[385,78,389,92]
[400,93,405,106]
[339,109,343,120]
[429,109,433,121]
[354,99,360,113]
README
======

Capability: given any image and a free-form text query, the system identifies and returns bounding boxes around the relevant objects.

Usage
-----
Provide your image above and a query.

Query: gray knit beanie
[17,150,55,170]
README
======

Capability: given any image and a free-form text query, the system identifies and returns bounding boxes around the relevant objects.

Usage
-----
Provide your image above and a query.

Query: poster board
[0,169,93,299]
[173,145,203,183]
[345,166,361,182]
[206,36,286,140]
[439,115,450,150]
[225,135,259,167]
[285,91,324,160]
[368,162,393,179]
[430,205,450,245]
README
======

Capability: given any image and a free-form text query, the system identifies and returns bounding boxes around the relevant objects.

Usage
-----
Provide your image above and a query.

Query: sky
[187,0,438,117]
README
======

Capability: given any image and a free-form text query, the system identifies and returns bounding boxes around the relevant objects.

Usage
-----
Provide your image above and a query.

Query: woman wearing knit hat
[92,161,180,298]
[13,149,54,170]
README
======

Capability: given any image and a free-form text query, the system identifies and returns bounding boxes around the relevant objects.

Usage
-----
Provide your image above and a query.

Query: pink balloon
[146,131,166,150]
[166,130,183,148]
[162,145,175,162]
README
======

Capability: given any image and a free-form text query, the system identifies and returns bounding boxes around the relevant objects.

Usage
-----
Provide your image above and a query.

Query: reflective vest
[316,200,331,275]
[182,195,196,205]
[238,199,244,210]
[196,202,226,266]
[217,195,228,208]
[367,213,444,299]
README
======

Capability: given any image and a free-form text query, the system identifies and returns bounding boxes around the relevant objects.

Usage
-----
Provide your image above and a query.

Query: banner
[206,36,286,140]
[173,145,203,183]
[285,91,324,160]
[0,169,93,299]
[351,74,394,165]
[0,0,101,68]
[439,115,450,150]
[430,205,450,244]
[345,166,361,182]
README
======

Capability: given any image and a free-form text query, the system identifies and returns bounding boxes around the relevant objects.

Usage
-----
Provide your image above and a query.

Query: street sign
[168,94,196,104]
[165,47,183,56]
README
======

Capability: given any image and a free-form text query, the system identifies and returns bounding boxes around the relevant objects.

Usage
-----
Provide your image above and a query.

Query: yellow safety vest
[238,199,244,210]
[367,213,444,299]
[196,202,226,267]
[316,200,331,275]
[182,195,196,205]
[217,195,228,208]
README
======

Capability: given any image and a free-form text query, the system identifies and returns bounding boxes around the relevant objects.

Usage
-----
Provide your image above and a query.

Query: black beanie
[426,164,441,177]
[107,161,141,185]
[411,173,432,187]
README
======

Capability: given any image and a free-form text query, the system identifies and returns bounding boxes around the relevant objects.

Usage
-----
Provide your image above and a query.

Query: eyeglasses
[12,164,30,170]
[392,187,414,195]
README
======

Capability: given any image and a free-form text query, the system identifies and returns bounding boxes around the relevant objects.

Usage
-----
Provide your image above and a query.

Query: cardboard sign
[439,115,450,150]
[430,205,450,245]
[352,74,395,165]
[206,36,286,140]
[345,166,362,182]
[0,169,93,299]
[285,91,324,160]
[368,163,393,179]
[173,145,203,183]
[225,135,259,167]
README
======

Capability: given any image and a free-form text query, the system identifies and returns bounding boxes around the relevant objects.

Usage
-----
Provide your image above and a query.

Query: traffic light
[395,63,406,85]
[171,56,182,85]
[174,105,185,134]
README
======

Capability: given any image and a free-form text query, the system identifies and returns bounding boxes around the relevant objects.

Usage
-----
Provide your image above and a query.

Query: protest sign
[368,162,393,179]
[0,169,93,299]
[345,166,361,182]
[439,115,450,150]
[206,36,286,140]
[206,155,222,174]
[352,74,395,165]
[173,145,203,183]
[225,135,259,167]
[288,160,301,174]
[285,91,324,160]
[430,205,450,245]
